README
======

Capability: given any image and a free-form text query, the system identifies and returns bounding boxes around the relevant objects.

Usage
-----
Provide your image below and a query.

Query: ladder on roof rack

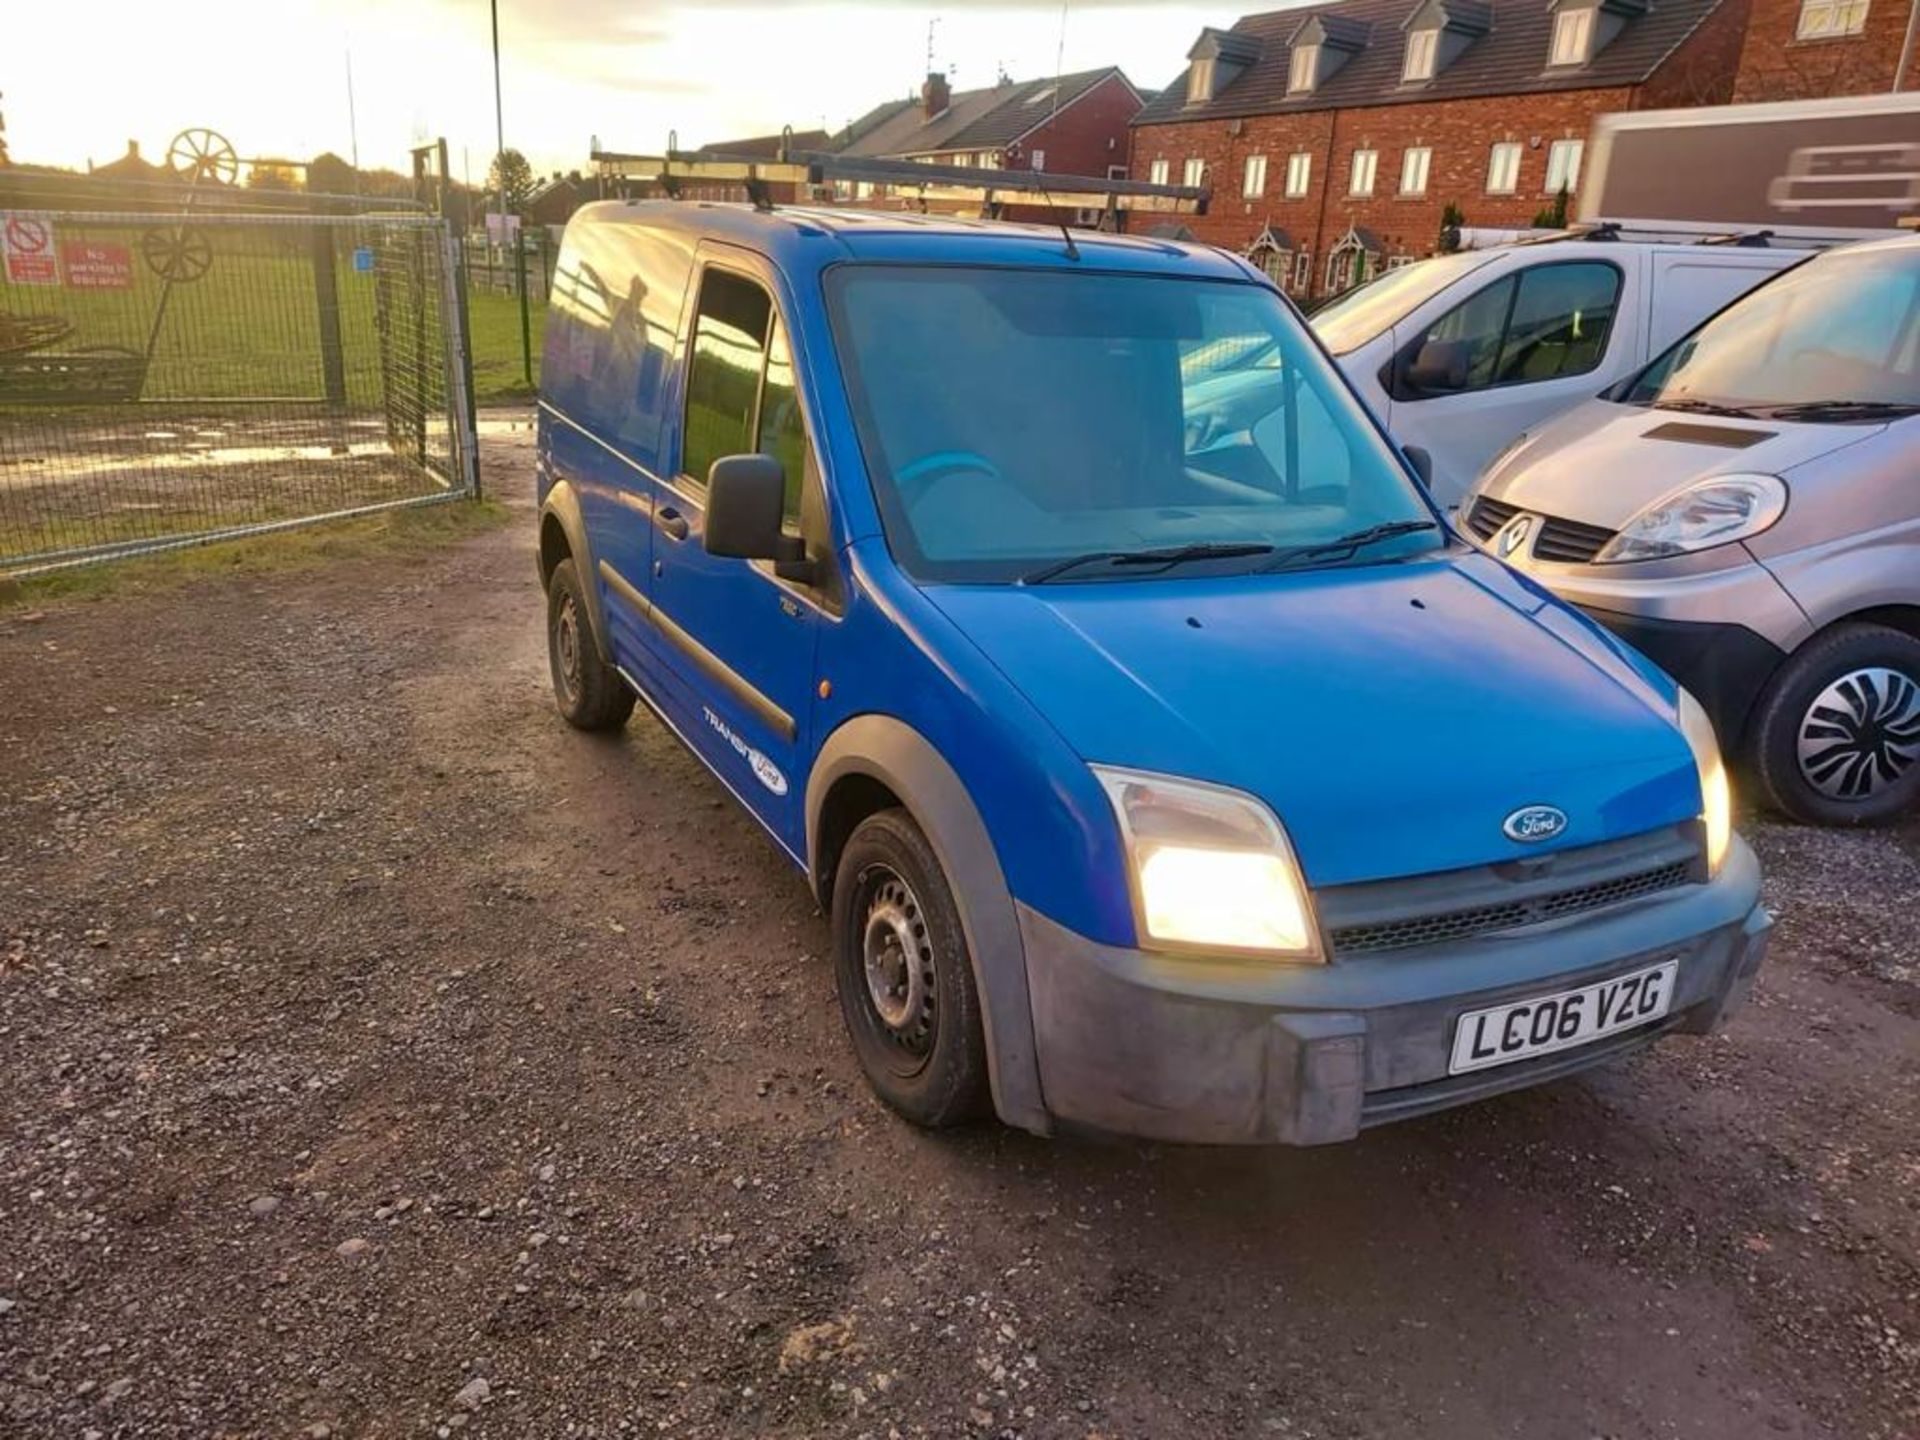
[589,139,1209,219]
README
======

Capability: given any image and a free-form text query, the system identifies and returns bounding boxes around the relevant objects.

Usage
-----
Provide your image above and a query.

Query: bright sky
[5,1,1248,183]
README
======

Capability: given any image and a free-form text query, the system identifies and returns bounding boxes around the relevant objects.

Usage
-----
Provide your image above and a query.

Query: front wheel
[831,809,991,1128]
[1749,623,1920,826]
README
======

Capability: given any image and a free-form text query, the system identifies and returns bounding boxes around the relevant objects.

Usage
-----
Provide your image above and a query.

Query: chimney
[126,140,140,159]
[921,71,950,118]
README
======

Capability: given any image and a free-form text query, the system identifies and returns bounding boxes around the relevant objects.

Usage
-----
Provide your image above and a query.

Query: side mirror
[1406,339,1470,393]
[704,453,813,582]
[1403,444,1434,488]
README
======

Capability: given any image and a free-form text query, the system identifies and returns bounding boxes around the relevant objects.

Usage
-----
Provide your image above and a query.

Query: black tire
[1749,623,1920,826]
[546,558,635,732]
[831,809,991,1128]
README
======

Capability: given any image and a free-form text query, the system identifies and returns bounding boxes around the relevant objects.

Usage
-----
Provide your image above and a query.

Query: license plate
[1448,959,1679,1076]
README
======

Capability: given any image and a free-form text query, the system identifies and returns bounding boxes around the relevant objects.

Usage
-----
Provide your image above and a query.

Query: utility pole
[491,0,533,388]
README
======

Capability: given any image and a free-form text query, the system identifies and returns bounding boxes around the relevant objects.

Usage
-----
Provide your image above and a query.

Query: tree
[307,152,358,196]
[1438,202,1466,254]
[488,148,536,214]
[1532,185,1570,230]
[246,160,302,191]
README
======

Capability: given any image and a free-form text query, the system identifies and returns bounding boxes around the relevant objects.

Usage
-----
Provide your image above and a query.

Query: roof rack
[1513,221,1803,248]
[590,137,1209,218]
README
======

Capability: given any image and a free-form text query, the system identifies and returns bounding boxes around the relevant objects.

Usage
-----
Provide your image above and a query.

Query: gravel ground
[2,416,1915,1440]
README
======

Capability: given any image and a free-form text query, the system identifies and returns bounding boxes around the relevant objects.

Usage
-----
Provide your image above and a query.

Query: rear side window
[1395,261,1620,399]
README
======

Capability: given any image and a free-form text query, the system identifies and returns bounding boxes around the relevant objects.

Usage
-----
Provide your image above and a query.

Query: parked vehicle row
[536,202,1769,1147]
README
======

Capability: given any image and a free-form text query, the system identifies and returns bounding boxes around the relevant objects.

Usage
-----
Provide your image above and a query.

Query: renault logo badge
[1497,514,1535,559]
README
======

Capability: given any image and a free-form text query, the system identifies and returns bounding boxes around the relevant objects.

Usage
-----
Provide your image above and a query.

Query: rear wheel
[831,809,990,1128]
[546,558,634,732]
[1750,623,1920,826]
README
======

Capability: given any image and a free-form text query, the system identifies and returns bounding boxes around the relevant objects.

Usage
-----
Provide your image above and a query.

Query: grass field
[466,287,546,405]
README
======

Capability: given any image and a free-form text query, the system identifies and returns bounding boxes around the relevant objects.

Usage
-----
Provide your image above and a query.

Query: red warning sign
[60,240,134,290]
[3,213,60,286]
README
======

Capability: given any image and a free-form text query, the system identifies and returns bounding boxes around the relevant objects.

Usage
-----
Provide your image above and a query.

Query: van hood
[929,553,1700,888]
[1480,400,1886,529]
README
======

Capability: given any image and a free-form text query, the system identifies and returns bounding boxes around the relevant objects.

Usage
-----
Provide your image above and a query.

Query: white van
[1310,239,1803,506]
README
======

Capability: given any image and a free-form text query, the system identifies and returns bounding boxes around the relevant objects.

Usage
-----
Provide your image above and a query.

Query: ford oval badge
[1503,804,1568,843]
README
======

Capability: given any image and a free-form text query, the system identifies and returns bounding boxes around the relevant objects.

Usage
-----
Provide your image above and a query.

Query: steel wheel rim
[859,867,936,1064]
[1796,665,1920,800]
[554,592,582,704]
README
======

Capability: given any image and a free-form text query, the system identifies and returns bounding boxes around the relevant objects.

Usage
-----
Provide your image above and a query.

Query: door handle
[655,506,689,541]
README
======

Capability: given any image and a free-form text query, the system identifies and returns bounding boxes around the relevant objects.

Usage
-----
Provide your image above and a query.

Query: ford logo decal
[1503,805,1568,843]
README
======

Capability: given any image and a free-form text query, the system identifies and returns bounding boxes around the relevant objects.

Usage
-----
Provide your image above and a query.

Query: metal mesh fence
[0,211,476,576]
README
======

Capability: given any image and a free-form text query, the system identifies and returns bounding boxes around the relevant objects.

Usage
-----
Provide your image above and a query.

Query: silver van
[1461,235,1920,826]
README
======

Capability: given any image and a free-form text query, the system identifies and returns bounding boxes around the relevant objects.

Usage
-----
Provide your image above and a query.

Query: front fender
[807,714,1048,1135]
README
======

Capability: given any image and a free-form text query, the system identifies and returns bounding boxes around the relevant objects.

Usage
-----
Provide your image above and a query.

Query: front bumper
[1579,608,1786,751]
[1021,838,1770,1145]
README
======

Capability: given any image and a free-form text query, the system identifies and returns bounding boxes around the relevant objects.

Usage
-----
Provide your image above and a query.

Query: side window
[1410,276,1516,395]
[682,270,772,487]
[757,319,807,535]
[1494,262,1620,384]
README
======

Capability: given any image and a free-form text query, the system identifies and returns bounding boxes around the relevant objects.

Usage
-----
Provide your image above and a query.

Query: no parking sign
[2,212,60,286]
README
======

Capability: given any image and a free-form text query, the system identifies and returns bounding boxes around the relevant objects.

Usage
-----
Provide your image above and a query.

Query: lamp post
[490,0,532,387]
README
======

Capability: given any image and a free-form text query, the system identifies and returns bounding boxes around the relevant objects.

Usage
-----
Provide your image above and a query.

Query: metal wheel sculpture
[166,128,240,187]
[140,227,214,283]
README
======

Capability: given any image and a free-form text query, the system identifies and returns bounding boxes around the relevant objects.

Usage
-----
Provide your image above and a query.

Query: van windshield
[827,265,1442,584]
[1622,246,1920,421]
[1310,251,1495,356]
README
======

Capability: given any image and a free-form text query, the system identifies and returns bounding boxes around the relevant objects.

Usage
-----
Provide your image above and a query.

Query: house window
[1487,141,1522,194]
[1404,27,1439,81]
[1108,165,1129,180]
[979,151,998,168]
[1285,152,1312,197]
[1149,157,1171,185]
[855,180,874,200]
[952,154,973,167]
[1350,149,1378,196]
[1400,146,1432,196]
[1031,149,1046,171]
[1797,0,1871,35]
[1188,57,1217,104]
[1243,154,1268,198]
[1550,7,1593,65]
[1544,139,1584,194]
[1289,44,1319,92]
[1183,157,1206,188]
[1293,249,1313,293]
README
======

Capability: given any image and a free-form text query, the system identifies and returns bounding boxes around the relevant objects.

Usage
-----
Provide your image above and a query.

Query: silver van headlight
[1594,474,1786,564]
[1093,766,1322,961]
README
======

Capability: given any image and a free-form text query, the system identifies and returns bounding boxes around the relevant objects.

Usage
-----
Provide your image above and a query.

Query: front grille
[1464,497,1616,564]
[1330,859,1694,955]
[1533,515,1616,564]
[1465,496,1518,541]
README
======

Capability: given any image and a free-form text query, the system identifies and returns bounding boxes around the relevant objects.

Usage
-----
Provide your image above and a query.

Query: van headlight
[1676,691,1733,877]
[1594,474,1786,564]
[1093,766,1322,960]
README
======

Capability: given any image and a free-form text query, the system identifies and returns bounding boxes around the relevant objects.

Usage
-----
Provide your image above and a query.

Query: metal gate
[0,210,477,577]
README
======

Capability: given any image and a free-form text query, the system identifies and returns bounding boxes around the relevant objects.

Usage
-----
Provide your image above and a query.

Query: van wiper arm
[1651,397,1761,418]
[1263,520,1438,573]
[1755,399,1920,423]
[1021,541,1274,585]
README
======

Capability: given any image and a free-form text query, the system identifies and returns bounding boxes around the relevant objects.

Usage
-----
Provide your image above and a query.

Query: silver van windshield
[1622,246,1920,423]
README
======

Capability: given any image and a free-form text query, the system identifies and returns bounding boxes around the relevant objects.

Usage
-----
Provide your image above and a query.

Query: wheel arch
[806,715,1048,1135]
[537,482,612,664]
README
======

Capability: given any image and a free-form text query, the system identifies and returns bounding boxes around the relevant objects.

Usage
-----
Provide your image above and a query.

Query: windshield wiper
[1754,399,1920,424]
[1650,397,1762,418]
[1262,520,1438,573]
[1021,541,1274,586]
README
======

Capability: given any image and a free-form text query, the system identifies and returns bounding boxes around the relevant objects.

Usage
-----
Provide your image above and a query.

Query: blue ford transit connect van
[535,202,1771,1145]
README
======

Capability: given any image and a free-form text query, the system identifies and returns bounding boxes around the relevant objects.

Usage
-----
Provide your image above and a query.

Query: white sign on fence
[2,212,60,286]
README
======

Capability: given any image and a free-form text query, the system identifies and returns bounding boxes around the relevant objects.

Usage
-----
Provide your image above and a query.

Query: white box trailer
[1579,92,1920,241]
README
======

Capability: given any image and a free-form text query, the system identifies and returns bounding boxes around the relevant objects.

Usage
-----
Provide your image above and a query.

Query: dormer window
[1188,58,1216,104]
[1289,44,1321,92]
[1550,7,1594,64]
[1403,27,1438,80]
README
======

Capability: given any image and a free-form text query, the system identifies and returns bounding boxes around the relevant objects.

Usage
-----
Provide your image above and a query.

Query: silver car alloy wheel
[1796,666,1920,800]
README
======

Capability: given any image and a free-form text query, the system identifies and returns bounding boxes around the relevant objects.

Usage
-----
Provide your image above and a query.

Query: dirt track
[2,417,1916,1440]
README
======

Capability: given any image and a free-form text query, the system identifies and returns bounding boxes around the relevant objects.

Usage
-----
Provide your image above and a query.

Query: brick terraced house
[831,67,1145,224]
[1732,0,1918,100]
[1131,0,1757,299]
